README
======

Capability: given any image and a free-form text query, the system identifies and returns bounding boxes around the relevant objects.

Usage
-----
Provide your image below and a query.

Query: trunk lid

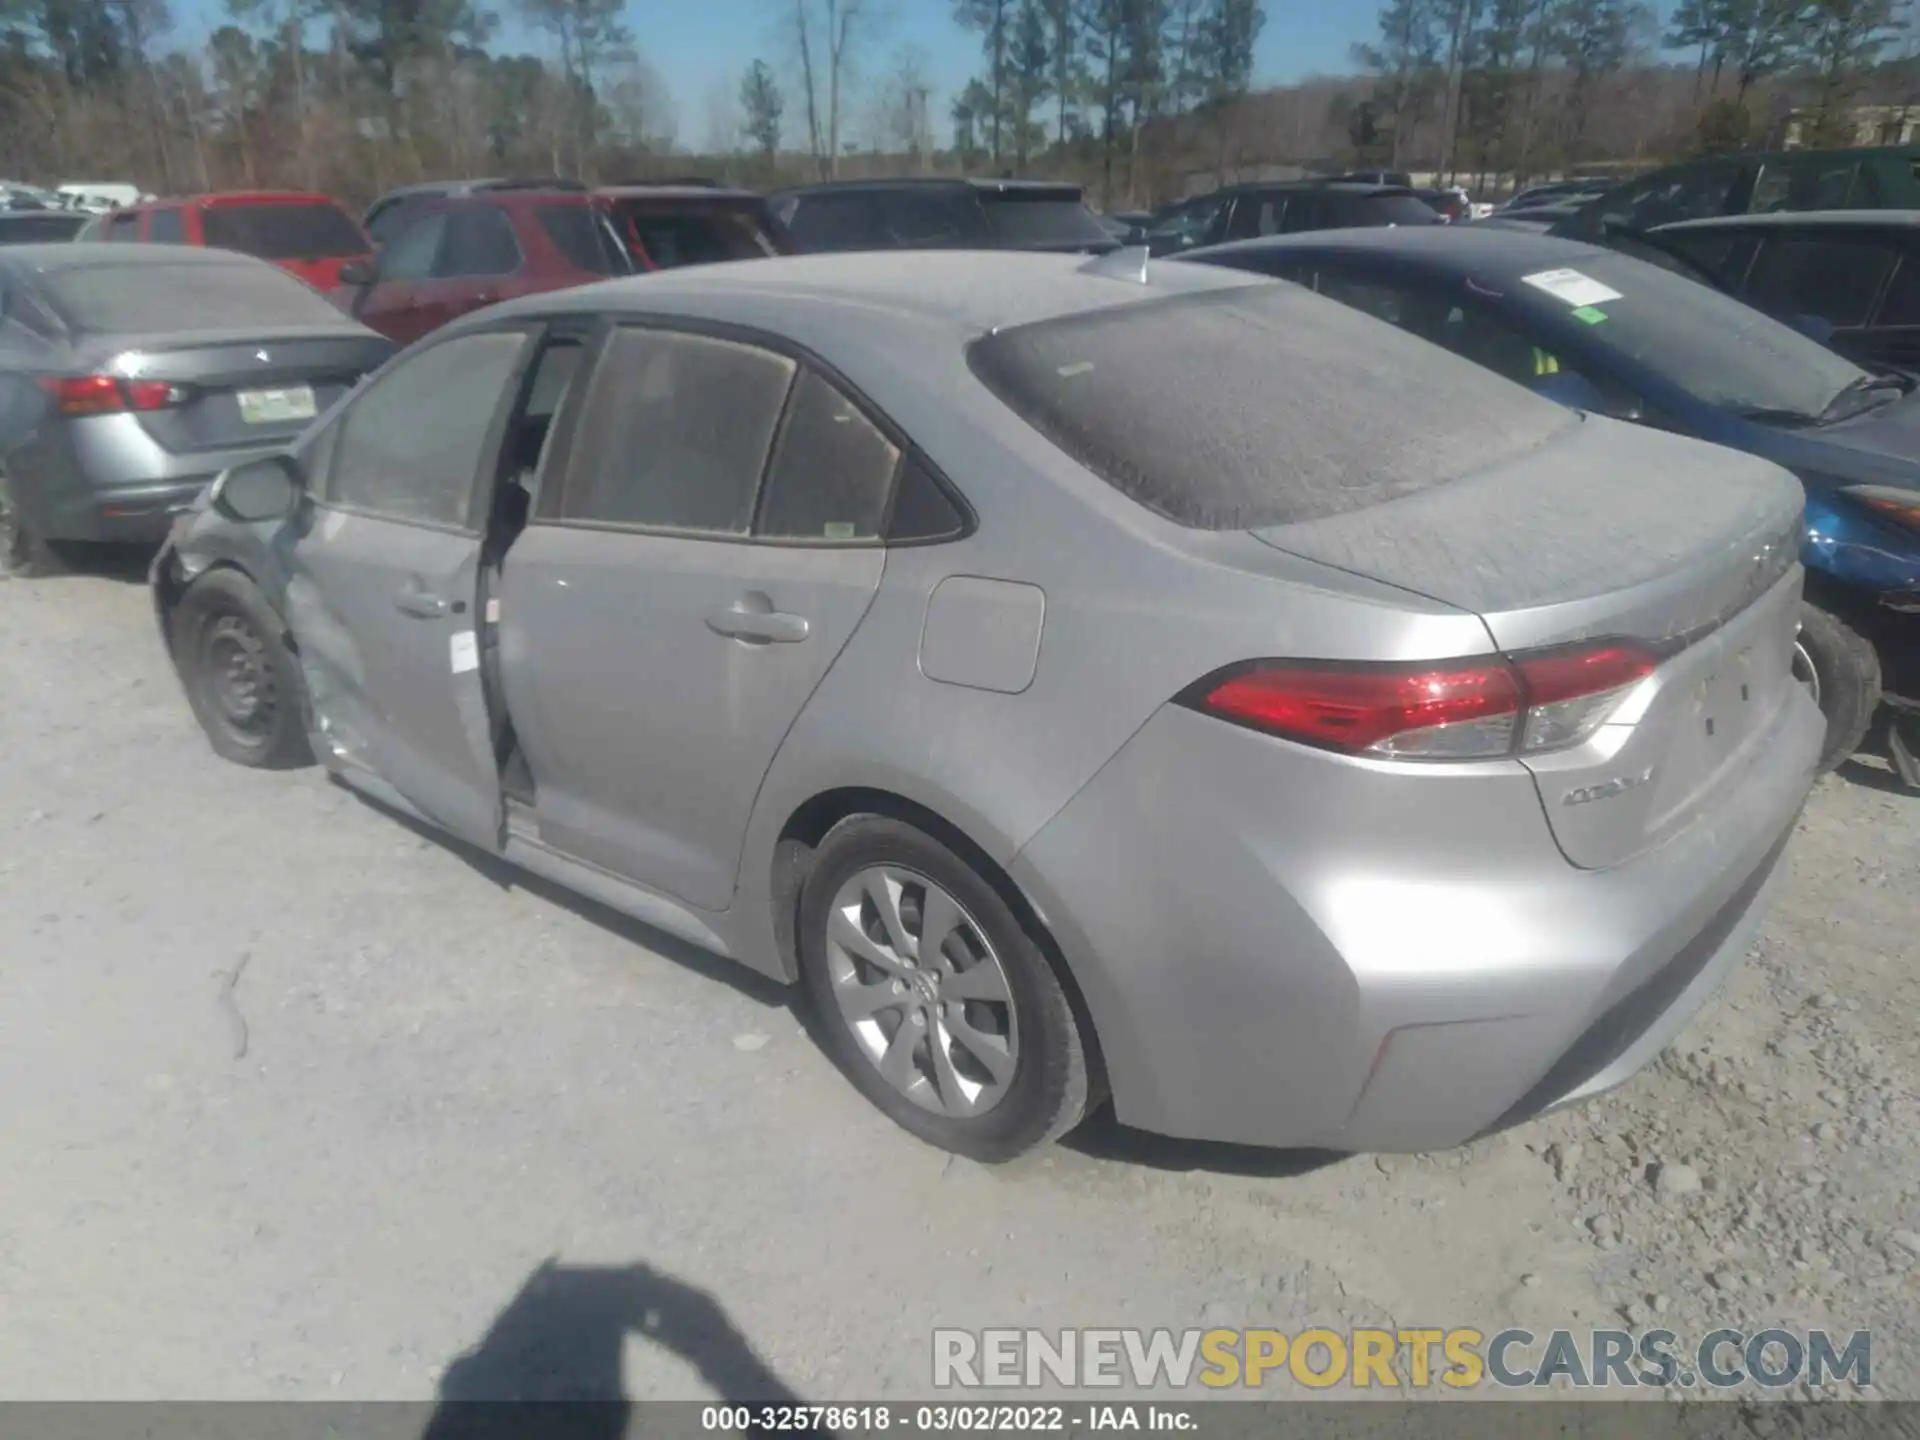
[81,329,394,452]
[1253,415,1810,869]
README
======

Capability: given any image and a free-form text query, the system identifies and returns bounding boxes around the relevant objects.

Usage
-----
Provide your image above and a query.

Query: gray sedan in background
[0,245,393,574]
[153,252,1821,1160]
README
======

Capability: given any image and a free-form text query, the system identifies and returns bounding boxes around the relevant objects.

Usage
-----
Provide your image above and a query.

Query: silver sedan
[153,251,1822,1160]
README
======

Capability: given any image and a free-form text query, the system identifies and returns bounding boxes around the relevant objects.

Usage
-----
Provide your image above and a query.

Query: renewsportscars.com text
[932,1326,1872,1391]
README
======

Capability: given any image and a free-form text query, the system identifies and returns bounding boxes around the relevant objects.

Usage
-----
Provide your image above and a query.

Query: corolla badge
[1563,768,1656,806]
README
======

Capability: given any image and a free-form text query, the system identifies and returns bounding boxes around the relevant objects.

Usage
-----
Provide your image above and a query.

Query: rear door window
[376,214,446,283]
[560,327,796,534]
[535,203,628,274]
[756,370,901,540]
[968,283,1569,530]
[105,212,141,242]
[202,202,368,259]
[1751,158,1860,214]
[1743,234,1896,327]
[622,205,782,267]
[147,208,185,243]
[978,190,1112,247]
[434,206,522,278]
[1596,161,1741,232]
[783,193,882,251]
[878,191,973,245]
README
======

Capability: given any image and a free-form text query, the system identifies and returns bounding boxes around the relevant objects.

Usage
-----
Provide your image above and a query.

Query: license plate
[236,385,317,425]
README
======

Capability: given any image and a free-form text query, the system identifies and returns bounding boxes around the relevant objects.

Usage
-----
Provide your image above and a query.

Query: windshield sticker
[1521,268,1624,308]
[1570,305,1609,325]
[449,630,479,675]
[1056,360,1096,379]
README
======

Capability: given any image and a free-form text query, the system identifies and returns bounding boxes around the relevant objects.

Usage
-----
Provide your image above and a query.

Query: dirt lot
[2,559,1916,1405]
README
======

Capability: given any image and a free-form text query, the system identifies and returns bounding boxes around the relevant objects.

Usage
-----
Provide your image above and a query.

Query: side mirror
[338,257,376,287]
[209,455,302,523]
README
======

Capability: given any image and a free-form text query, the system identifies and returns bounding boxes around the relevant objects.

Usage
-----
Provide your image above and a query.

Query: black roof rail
[473,177,588,193]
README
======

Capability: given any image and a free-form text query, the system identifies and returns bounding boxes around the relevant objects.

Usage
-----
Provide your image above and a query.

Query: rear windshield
[968,282,1571,530]
[202,202,368,260]
[616,202,782,267]
[980,192,1114,246]
[535,204,631,275]
[0,213,87,243]
[42,260,352,333]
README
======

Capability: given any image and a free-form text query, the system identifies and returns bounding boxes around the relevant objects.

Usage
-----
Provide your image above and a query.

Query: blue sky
[172,0,1672,145]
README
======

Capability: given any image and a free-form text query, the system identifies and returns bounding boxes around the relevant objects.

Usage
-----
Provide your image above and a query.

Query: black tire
[0,468,65,579]
[1793,601,1881,774]
[171,568,313,769]
[797,816,1092,1162]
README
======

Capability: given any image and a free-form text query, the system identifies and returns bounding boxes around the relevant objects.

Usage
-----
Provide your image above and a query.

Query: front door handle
[706,593,809,644]
[395,586,450,618]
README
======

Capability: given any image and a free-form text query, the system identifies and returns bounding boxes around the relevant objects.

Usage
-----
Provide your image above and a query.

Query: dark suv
[1144,181,1441,256]
[597,183,794,268]
[336,189,630,344]
[771,178,1116,254]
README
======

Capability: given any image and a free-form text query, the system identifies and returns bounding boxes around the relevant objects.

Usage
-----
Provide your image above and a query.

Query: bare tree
[782,0,876,178]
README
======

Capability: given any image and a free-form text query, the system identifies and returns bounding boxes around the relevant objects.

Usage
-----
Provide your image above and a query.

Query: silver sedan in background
[153,252,1821,1161]
[0,245,392,574]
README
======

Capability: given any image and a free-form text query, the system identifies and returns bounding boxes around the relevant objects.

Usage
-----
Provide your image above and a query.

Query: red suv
[333,189,632,344]
[85,191,374,289]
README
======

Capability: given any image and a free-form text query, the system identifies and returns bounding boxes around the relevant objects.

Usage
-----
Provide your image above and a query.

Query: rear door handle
[395,585,451,618]
[706,594,809,644]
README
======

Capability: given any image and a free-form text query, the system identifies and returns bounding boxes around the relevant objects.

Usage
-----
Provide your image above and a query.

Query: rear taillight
[1183,640,1660,761]
[41,374,191,415]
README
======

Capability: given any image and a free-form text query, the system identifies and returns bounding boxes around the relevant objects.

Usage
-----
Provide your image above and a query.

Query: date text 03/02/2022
[700,1405,1193,1432]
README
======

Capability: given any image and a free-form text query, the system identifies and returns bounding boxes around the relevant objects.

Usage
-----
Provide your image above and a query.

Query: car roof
[1655,209,1920,234]
[145,190,343,207]
[1218,180,1416,197]
[1199,224,1613,271]
[0,243,269,273]
[597,185,763,202]
[775,177,1083,197]
[471,248,1265,341]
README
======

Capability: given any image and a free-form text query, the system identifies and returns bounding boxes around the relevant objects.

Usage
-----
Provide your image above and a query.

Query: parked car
[596,183,793,270]
[1556,144,1920,243]
[1413,186,1472,222]
[1097,209,1155,243]
[0,245,393,575]
[1646,211,1920,370]
[1184,225,1920,775]
[771,178,1117,254]
[154,250,1818,1160]
[332,187,631,345]
[0,210,89,244]
[1144,181,1442,256]
[1477,200,1590,232]
[57,182,144,212]
[1498,177,1615,212]
[362,177,588,248]
[78,191,375,290]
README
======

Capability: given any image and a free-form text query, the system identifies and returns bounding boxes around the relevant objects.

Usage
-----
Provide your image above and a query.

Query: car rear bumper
[1010,684,1823,1153]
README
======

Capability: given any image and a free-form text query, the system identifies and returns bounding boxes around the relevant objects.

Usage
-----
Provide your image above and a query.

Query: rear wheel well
[773,787,1108,1104]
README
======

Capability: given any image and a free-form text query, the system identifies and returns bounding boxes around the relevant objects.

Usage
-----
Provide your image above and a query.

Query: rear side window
[968,284,1571,530]
[878,191,974,245]
[1751,159,1860,213]
[784,194,883,251]
[436,206,522,277]
[562,328,795,533]
[1744,235,1895,327]
[41,260,350,332]
[1354,195,1445,226]
[105,212,141,242]
[979,191,1111,246]
[147,208,185,243]
[622,205,781,267]
[535,204,627,274]
[203,202,367,260]
[757,370,901,540]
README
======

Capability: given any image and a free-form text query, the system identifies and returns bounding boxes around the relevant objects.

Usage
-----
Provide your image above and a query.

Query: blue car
[1186,225,1920,779]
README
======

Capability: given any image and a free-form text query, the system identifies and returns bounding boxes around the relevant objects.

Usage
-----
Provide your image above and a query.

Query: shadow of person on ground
[421,1258,820,1440]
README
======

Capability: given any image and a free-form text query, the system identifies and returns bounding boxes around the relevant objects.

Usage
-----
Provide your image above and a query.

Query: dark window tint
[41,259,349,332]
[0,213,87,243]
[978,191,1112,246]
[886,453,967,542]
[1743,235,1895,328]
[1876,256,1920,326]
[1650,229,1740,276]
[535,203,627,274]
[1280,195,1323,233]
[564,328,795,533]
[783,193,882,251]
[202,202,368,260]
[621,204,781,267]
[757,370,901,540]
[1223,197,1264,239]
[969,284,1569,530]
[1751,159,1860,214]
[502,340,582,511]
[147,207,185,243]
[366,194,438,245]
[435,206,522,277]
[105,212,141,242]
[878,191,975,245]
[1351,194,1445,226]
[1597,162,1741,232]
[326,331,527,526]
[377,213,446,282]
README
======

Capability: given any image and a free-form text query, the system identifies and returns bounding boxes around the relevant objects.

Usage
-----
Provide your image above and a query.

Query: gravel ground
[1,559,1916,1406]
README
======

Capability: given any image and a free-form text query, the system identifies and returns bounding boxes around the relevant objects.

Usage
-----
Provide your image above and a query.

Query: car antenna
[1078,244,1149,284]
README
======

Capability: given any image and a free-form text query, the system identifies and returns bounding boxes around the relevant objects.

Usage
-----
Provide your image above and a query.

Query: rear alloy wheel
[173,568,313,769]
[798,817,1091,1161]
[0,470,64,579]
[1794,601,1881,775]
